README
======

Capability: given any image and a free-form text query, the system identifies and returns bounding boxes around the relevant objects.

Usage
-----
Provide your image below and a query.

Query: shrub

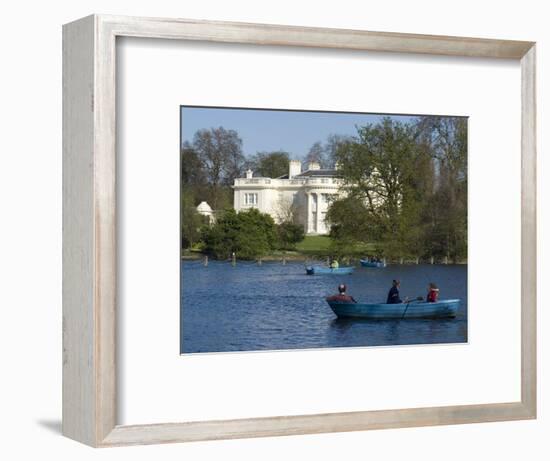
[202,208,277,260]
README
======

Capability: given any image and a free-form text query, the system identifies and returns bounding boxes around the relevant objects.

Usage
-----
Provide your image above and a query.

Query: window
[244,193,258,206]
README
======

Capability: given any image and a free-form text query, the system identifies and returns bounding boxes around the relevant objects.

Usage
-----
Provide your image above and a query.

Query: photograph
[180,106,468,353]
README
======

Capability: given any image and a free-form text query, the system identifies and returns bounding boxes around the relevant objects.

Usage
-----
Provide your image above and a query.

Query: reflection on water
[181,261,467,353]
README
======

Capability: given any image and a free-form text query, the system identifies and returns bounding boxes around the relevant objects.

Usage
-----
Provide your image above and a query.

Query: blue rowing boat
[306,266,354,275]
[327,299,460,319]
[359,259,386,268]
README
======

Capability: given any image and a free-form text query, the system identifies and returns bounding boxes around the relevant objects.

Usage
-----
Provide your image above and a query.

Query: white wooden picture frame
[62,14,536,447]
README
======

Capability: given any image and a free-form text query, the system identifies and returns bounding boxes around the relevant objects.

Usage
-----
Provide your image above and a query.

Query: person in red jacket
[426,283,439,302]
[326,284,357,304]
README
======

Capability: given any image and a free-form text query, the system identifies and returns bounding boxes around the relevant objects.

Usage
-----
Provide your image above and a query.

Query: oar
[401,296,424,319]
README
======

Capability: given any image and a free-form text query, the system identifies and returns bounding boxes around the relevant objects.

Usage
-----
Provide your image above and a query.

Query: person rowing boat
[326,284,357,304]
[386,279,407,304]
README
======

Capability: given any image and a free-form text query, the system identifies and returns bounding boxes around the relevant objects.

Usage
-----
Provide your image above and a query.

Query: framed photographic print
[180,106,469,354]
[63,15,536,447]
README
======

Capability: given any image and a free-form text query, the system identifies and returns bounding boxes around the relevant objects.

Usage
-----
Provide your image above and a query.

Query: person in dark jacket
[326,284,357,304]
[386,280,403,304]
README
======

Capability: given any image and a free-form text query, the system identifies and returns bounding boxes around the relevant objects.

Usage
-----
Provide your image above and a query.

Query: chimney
[308,161,321,171]
[289,160,301,179]
[245,169,253,179]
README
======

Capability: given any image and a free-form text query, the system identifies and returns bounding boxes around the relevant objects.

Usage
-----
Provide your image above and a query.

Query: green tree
[202,209,277,260]
[328,116,467,262]
[331,117,422,258]
[414,116,467,261]
[303,135,354,169]
[324,133,354,166]
[181,191,204,249]
[327,196,376,242]
[276,222,305,250]
[180,141,206,187]
[246,151,290,178]
[189,127,245,209]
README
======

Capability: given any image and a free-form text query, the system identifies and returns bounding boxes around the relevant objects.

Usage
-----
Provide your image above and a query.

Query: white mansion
[232,160,345,235]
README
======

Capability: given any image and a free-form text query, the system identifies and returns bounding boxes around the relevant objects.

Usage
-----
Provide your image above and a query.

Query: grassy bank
[182,236,466,263]
[294,235,331,253]
[183,235,378,260]
[295,235,377,257]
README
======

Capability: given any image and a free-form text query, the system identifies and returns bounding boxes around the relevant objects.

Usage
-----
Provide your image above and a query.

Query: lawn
[295,235,378,256]
[295,235,332,252]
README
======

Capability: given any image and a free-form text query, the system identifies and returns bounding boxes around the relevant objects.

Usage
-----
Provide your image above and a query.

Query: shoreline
[181,253,468,265]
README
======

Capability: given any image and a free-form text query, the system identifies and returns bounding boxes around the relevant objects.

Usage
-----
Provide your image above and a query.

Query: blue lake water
[181,261,467,353]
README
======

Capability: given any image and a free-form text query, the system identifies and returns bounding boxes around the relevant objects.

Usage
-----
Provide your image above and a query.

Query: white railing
[234,178,272,185]
[234,177,342,187]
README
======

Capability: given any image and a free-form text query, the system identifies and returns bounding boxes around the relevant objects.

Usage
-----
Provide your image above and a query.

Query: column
[316,193,322,234]
[306,193,312,234]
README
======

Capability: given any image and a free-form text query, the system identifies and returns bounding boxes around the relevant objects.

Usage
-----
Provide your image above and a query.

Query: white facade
[233,160,345,235]
[196,201,215,224]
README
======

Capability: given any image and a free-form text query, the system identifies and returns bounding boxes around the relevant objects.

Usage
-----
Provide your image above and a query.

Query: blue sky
[180,106,417,158]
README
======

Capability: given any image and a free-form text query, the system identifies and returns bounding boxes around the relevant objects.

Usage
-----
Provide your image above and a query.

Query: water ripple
[181,261,468,353]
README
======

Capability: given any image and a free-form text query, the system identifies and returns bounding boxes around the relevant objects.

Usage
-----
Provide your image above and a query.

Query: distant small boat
[359,259,386,268]
[306,266,354,275]
[327,299,460,319]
